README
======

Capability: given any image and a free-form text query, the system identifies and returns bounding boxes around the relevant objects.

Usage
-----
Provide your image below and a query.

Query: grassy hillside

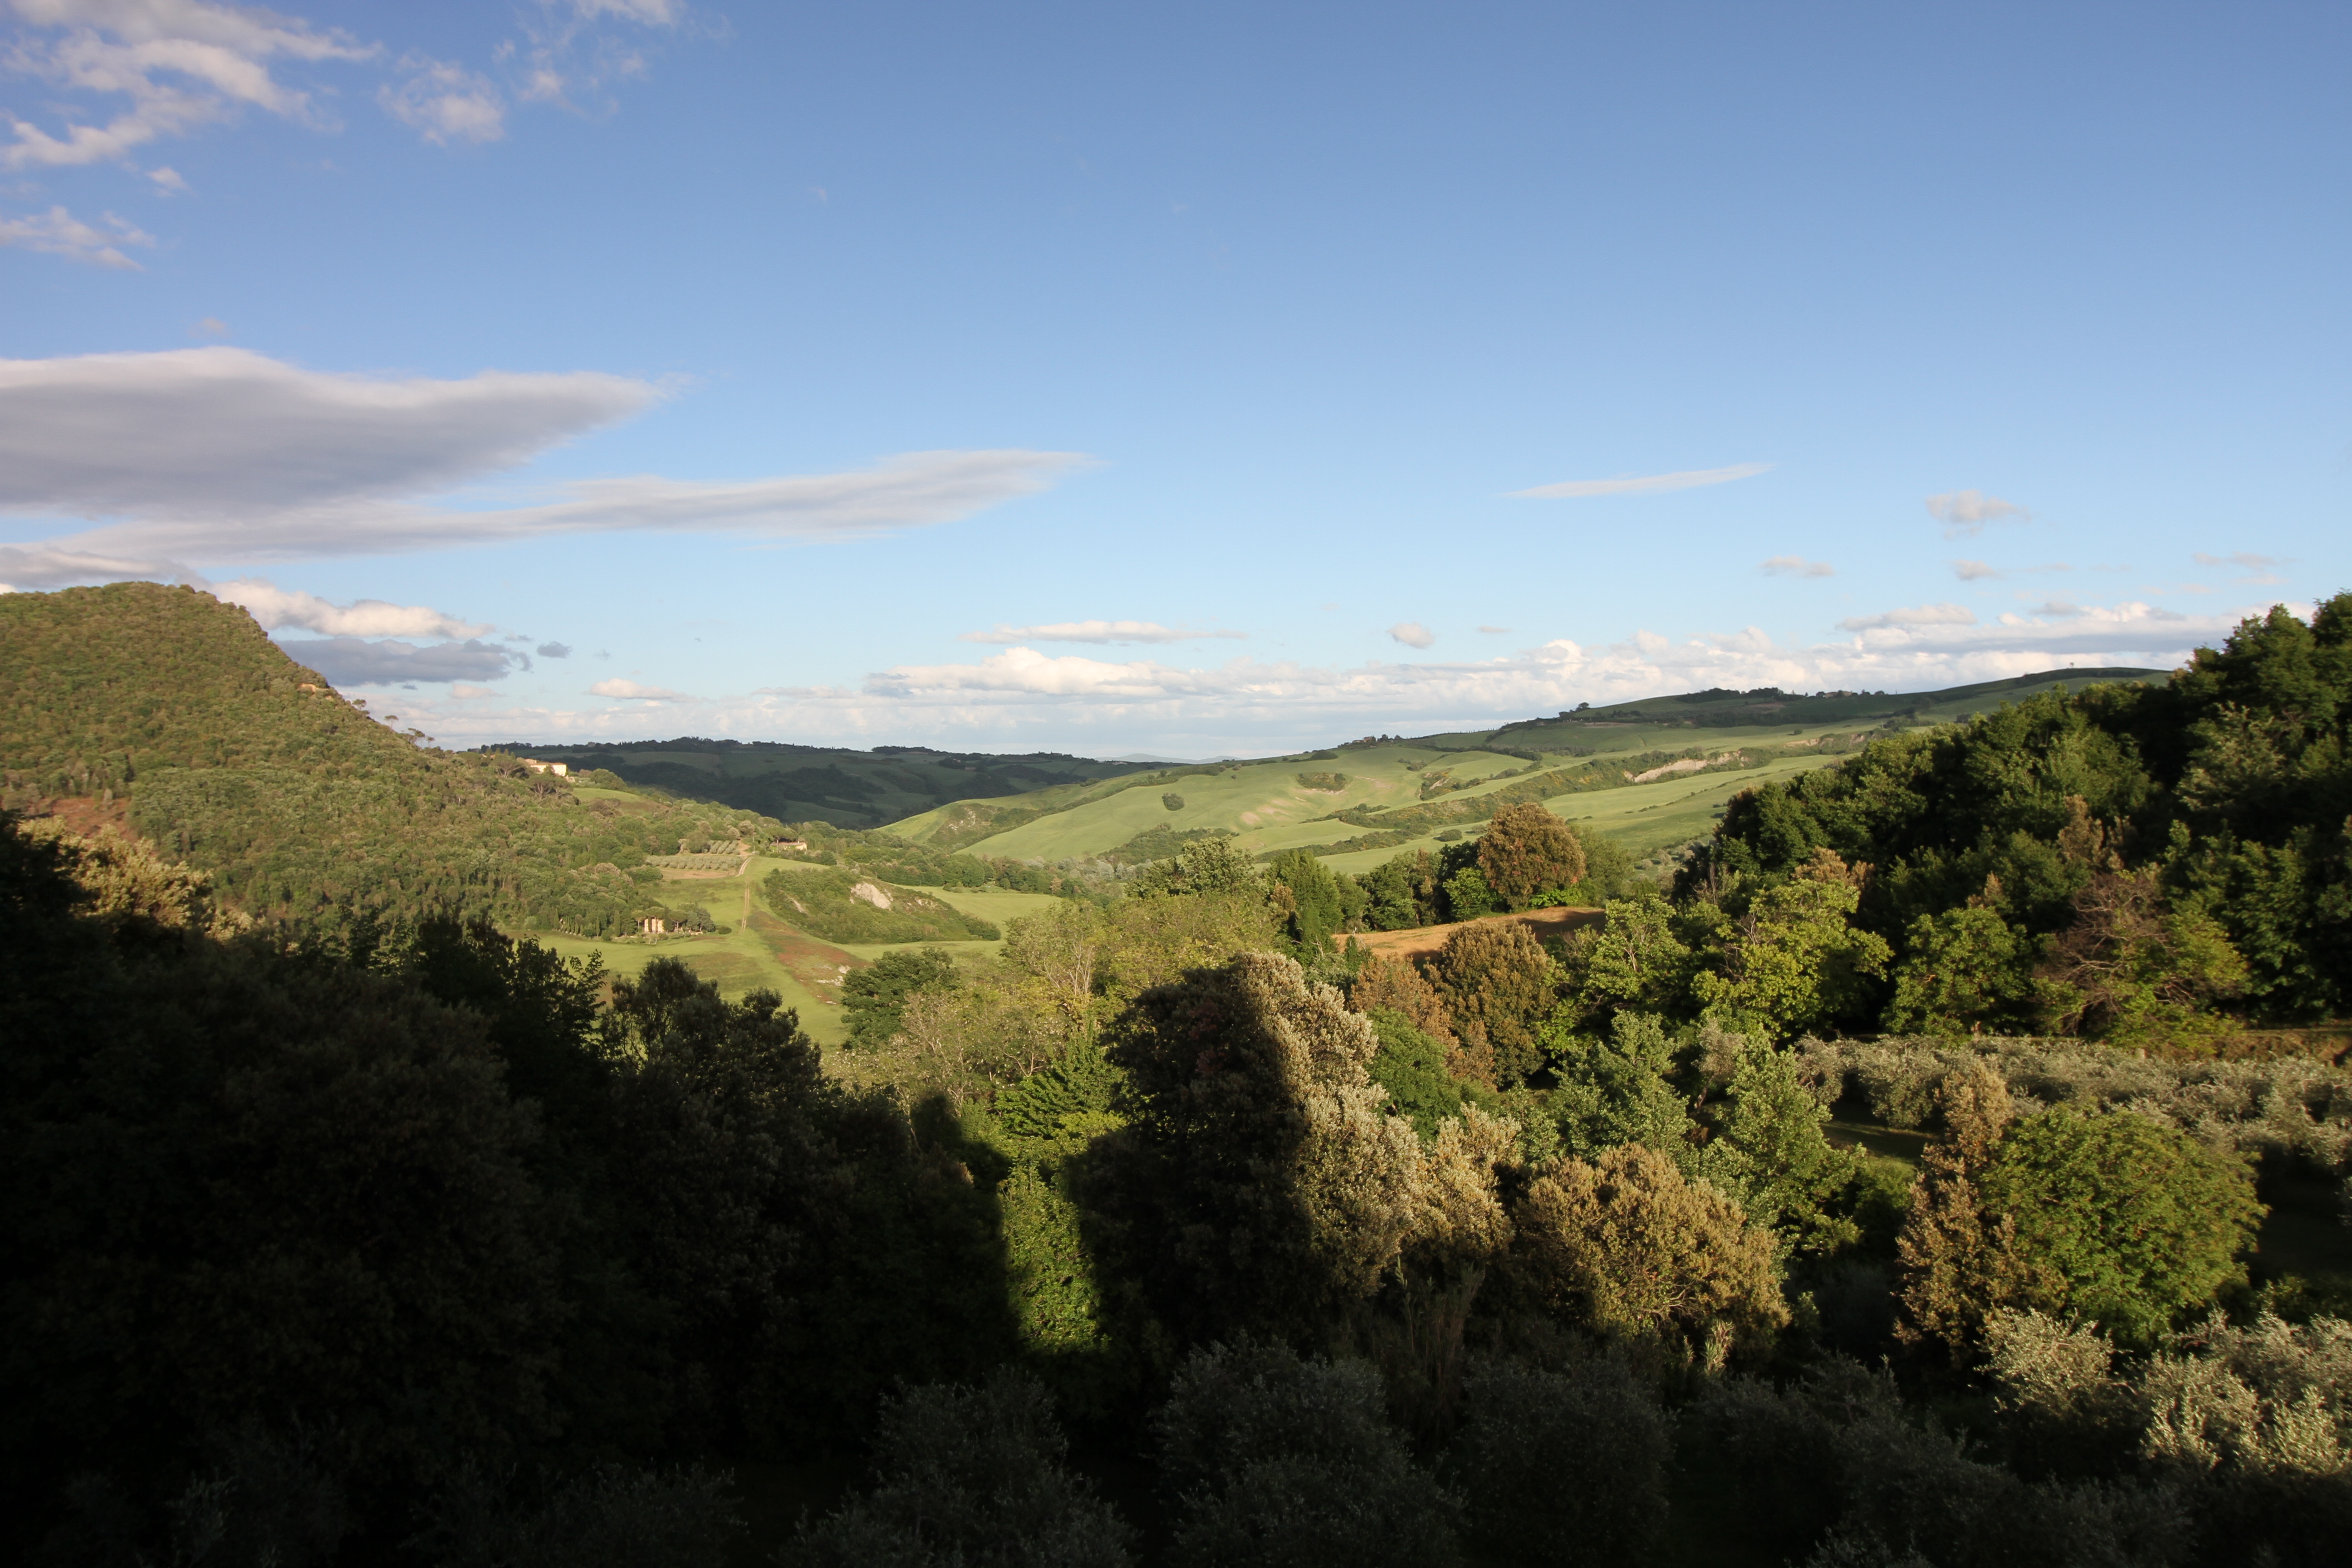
[884,669,2163,872]
[0,584,787,938]
[490,735,1156,829]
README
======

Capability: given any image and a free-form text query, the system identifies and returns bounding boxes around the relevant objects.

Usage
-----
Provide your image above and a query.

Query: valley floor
[528,853,1068,1046]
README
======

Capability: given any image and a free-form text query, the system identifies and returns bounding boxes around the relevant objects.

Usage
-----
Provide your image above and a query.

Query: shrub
[1091,954,1426,1346]
[1980,1106,2264,1348]
[1544,1010,1696,1167]
[789,1370,1132,1567]
[1155,1340,1460,1568]
[427,1465,745,1568]
[1163,792,1185,811]
[1692,1362,2192,1568]
[1450,1357,1669,1566]
[1799,1037,2352,1173]
[1364,1008,1466,1140]
[841,947,961,1049]
[1503,1144,1788,1362]
[1691,858,1891,1039]
[1441,864,1497,920]
[1883,905,2035,1035]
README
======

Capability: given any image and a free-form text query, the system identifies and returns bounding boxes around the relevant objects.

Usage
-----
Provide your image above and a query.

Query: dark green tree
[1268,848,1347,960]
[841,946,962,1048]
[1427,920,1556,1086]
[1154,1340,1461,1568]
[1358,849,1443,930]
[1980,1105,2264,1348]
[1363,1008,1468,1140]
[1476,802,1587,910]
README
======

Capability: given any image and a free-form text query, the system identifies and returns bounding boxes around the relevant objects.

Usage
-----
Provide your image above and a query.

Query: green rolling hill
[884,668,2166,875]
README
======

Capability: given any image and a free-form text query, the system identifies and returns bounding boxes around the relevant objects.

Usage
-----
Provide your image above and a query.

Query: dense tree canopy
[1685,595,2351,1029]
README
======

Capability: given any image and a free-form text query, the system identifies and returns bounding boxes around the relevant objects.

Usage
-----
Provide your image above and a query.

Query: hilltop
[0,583,784,940]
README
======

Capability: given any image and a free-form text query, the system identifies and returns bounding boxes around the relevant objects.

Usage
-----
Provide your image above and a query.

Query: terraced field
[529,852,1067,1045]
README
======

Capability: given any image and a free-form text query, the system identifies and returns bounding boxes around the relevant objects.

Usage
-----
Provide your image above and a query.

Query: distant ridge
[496,669,2165,831]
[1486,666,2163,741]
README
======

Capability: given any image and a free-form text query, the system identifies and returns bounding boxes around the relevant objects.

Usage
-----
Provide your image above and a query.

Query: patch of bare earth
[1348,904,1604,962]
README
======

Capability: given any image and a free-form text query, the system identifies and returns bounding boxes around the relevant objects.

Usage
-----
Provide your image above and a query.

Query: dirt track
[1348,904,1604,962]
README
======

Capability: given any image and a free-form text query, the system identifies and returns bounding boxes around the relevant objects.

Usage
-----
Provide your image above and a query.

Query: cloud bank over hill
[382,598,2244,755]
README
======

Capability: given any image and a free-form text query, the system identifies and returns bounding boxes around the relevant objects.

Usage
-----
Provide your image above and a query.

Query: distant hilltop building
[519,759,569,777]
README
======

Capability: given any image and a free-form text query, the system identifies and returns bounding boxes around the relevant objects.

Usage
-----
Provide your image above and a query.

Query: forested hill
[498,736,1156,829]
[0,583,780,936]
[1685,599,2351,1026]
[1484,666,2163,742]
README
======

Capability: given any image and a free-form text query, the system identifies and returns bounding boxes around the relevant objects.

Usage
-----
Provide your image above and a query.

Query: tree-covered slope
[1687,599,2350,1024]
[497,736,1157,829]
[0,583,782,936]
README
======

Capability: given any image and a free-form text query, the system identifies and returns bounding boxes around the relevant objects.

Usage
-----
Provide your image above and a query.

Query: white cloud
[379,56,504,144]
[1761,554,1834,578]
[145,162,185,191]
[1950,559,2003,581]
[1925,488,2031,537]
[1476,624,1510,635]
[281,635,520,686]
[589,677,691,701]
[2023,598,2084,619]
[507,0,680,110]
[0,349,1088,573]
[958,619,1245,645]
[2193,550,2288,585]
[1,0,377,169]
[0,348,653,516]
[0,540,201,590]
[1388,622,1436,649]
[387,599,2262,755]
[212,576,491,638]
[449,682,497,699]
[1509,462,1770,500]
[0,0,681,190]
[558,0,682,20]
[0,201,152,265]
[536,640,571,657]
[1837,602,1975,632]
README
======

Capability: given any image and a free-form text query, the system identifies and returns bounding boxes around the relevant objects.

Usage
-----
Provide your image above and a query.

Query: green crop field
[897,730,1867,871]
[881,668,2163,876]
[528,852,1067,1045]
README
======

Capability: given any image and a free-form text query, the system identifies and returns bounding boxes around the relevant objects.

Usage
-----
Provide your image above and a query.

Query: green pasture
[1310,752,1846,879]
[928,730,1875,873]
[523,853,1067,1048]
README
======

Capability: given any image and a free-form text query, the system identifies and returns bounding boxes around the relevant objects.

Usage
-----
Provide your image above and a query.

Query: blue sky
[3,1,2346,756]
